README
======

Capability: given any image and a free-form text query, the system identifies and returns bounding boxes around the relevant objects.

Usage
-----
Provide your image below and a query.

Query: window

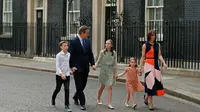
[67,0,80,38]
[146,0,163,41]
[36,0,43,8]
[3,0,13,34]
[106,0,116,4]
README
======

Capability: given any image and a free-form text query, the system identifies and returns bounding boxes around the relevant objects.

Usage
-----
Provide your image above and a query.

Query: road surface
[0,66,200,112]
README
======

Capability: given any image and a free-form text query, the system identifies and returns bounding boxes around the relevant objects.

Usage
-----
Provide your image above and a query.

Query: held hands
[138,68,142,76]
[61,74,66,80]
[72,67,77,72]
[163,63,168,69]
[114,74,118,79]
[70,71,73,75]
[92,65,96,71]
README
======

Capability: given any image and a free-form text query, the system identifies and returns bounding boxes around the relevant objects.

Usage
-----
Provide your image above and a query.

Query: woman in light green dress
[95,39,117,109]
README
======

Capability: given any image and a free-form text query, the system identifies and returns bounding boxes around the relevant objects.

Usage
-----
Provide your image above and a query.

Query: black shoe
[144,95,148,106]
[73,97,79,105]
[80,105,86,110]
[52,100,55,106]
[149,107,154,111]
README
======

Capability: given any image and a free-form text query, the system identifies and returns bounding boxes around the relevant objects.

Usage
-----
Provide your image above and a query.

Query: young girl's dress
[96,50,117,86]
[125,67,144,93]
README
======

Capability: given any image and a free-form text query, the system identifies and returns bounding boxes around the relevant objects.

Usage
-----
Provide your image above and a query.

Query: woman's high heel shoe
[148,103,154,111]
[144,95,148,105]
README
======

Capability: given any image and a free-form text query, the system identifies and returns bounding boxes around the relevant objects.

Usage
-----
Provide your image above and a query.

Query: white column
[92,0,98,59]
[26,0,34,57]
[100,0,105,50]
[92,0,104,59]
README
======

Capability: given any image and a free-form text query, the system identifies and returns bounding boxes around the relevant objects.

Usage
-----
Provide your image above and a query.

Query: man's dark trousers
[73,67,88,106]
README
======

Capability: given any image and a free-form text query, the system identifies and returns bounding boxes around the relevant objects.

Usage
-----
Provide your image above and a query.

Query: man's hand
[61,74,66,80]
[70,71,73,75]
[72,67,77,72]
[92,65,96,71]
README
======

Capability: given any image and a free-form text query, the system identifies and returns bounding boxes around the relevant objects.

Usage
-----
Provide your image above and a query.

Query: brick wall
[163,0,184,21]
[13,0,27,23]
[80,0,92,26]
[80,0,92,40]
[185,0,200,20]
[47,0,65,23]
[46,0,66,55]
[123,0,144,24]
[0,0,3,34]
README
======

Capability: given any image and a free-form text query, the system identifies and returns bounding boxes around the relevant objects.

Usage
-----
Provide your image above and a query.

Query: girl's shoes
[108,104,114,110]
[132,104,137,109]
[97,99,102,105]
[125,102,129,107]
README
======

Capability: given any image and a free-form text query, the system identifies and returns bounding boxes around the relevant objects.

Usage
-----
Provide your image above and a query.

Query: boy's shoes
[52,100,55,106]
[65,105,72,112]
[80,105,86,110]
[73,97,79,105]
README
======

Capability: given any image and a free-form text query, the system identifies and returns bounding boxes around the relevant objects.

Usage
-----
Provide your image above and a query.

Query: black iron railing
[0,21,199,70]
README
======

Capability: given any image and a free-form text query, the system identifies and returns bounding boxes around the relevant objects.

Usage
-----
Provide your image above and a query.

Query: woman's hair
[147,29,156,42]
[103,39,114,56]
[128,57,138,67]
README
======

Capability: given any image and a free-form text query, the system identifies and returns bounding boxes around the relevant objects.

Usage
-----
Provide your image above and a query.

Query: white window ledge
[138,34,163,42]
[0,32,12,38]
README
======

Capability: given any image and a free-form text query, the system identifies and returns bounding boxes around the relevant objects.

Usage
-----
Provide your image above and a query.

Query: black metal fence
[106,21,200,70]
[0,23,80,58]
[0,21,199,69]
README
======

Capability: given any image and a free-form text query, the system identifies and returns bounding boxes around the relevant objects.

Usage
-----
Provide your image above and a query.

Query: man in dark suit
[69,26,96,110]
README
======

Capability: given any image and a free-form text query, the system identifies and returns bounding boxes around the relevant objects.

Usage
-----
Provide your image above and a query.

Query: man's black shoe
[80,105,86,110]
[73,97,79,105]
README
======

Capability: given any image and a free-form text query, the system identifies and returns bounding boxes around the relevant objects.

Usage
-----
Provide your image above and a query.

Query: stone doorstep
[0,63,200,105]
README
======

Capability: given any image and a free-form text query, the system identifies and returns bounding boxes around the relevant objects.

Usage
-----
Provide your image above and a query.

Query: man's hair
[78,26,89,35]
[59,41,68,47]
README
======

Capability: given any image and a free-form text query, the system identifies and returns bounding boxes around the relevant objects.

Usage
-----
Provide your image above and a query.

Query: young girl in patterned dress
[118,57,144,109]
[95,39,118,110]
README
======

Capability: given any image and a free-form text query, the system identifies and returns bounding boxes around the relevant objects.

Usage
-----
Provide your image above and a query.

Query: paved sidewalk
[0,57,200,105]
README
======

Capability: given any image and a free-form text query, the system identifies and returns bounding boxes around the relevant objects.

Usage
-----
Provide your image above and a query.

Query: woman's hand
[163,63,168,69]
[114,74,118,79]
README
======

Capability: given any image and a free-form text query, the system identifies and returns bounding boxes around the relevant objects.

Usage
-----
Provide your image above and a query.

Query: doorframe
[36,10,43,55]
[33,0,48,55]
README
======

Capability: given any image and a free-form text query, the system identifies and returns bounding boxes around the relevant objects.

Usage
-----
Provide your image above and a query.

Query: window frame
[66,0,80,39]
[145,0,164,41]
[2,0,13,34]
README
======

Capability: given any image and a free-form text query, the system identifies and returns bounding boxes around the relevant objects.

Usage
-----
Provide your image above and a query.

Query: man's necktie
[82,39,86,50]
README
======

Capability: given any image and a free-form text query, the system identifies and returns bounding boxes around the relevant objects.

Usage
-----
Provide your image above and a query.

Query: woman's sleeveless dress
[144,42,165,96]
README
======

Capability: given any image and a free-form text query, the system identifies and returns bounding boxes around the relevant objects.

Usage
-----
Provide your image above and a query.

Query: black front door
[105,6,117,49]
[36,10,43,56]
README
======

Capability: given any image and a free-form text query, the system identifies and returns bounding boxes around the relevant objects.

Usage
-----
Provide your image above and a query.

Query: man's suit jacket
[69,36,95,73]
